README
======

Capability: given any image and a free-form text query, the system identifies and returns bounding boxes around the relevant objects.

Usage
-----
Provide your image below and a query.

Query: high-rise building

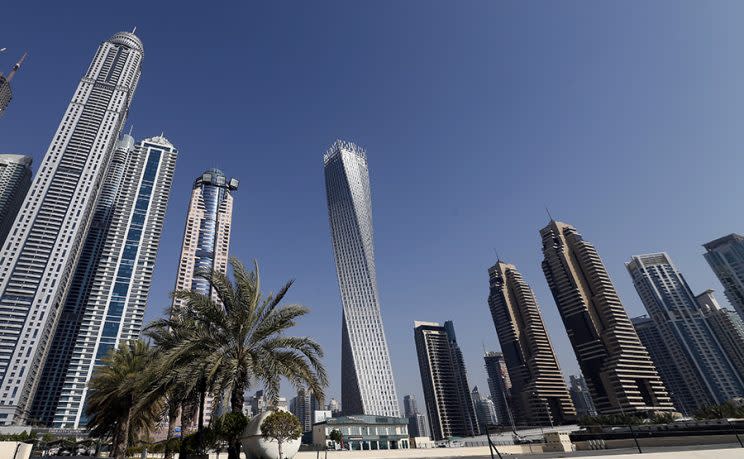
[414,321,479,440]
[568,375,597,418]
[0,32,143,426]
[483,351,513,427]
[540,220,673,415]
[172,168,238,309]
[172,168,238,422]
[487,260,576,426]
[290,388,321,433]
[403,394,430,438]
[471,386,498,428]
[323,140,399,417]
[0,52,27,116]
[696,290,744,394]
[326,398,340,415]
[30,135,177,428]
[704,234,744,321]
[630,316,692,414]
[0,154,32,246]
[627,253,744,410]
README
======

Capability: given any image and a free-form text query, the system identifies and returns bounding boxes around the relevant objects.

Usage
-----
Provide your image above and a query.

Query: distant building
[487,260,576,425]
[484,351,513,427]
[402,394,429,438]
[627,253,744,409]
[540,220,673,415]
[290,388,321,432]
[0,154,32,246]
[472,386,498,427]
[327,398,341,414]
[414,320,479,440]
[704,234,744,321]
[0,52,26,115]
[324,140,400,417]
[247,390,286,417]
[568,375,597,417]
[312,415,410,451]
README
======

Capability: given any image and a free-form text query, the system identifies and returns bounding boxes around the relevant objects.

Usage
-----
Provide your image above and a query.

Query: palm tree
[86,340,162,459]
[150,257,328,459]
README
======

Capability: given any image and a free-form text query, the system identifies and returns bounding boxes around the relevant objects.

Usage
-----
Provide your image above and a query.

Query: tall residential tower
[483,352,513,426]
[0,32,143,425]
[704,234,744,321]
[540,220,672,415]
[0,52,27,116]
[487,260,576,425]
[0,154,32,246]
[324,140,400,417]
[414,321,479,440]
[32,135,177,428]
[627,253,744,411]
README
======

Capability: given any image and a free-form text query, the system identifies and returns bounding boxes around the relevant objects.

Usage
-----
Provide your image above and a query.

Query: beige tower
[172,168,238,425]
[487,260,576,426]
[540,220,673,415]
[173,169,238,309]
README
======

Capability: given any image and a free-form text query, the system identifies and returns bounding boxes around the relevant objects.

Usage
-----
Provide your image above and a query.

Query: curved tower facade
[324,140,400,417]
[172,168,238,309]
[0,32,143,425]
[0,154,32,247]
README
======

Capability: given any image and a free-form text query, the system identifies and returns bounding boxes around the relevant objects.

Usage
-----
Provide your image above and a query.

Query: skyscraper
[324,140,399,417]
[568,375,597,418]
[403,394,430,438]
[290,388,320,433]
[704,234,744,321]
[627,253,744,410]
[0,52,27,116]
[172,168,238,422]
[0,31,143,426]
[695,290,744,395]
[540,220,673,415]
[414,321,479,440]
[0,154,32,246]
[471,386,498,427]
[487,260,576,425]
[483,351,513,427]
[31,134,177,428]
[172,168,238,308]
[630,316,692,413]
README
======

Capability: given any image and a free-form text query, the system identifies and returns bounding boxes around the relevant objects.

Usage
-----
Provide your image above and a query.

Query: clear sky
[2,1,744,411]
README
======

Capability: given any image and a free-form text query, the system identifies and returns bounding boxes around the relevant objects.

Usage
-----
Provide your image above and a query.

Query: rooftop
[109,31,144,53]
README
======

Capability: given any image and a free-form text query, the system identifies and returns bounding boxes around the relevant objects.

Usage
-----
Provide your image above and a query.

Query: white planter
[241,409,301,459]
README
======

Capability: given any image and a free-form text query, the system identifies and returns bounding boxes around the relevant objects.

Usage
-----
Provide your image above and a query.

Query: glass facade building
[0,32,143,425]
[324,140,400,417]
[627,253,744,411]
[31,135,177,428]
[704,234,744,321]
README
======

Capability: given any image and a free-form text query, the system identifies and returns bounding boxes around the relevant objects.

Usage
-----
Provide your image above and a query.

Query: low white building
[312,415,410,451]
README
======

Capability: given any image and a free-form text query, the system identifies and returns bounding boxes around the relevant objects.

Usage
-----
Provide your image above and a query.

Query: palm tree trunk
[113,408,131,459]
[164,400,180,459]
[227,384,244,459]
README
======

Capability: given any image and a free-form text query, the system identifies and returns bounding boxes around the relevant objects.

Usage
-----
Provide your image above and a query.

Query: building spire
[545,206,554,222]
[6,52,27,82]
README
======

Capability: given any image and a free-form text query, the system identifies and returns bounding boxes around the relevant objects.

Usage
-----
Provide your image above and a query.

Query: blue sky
[2,1,744,410]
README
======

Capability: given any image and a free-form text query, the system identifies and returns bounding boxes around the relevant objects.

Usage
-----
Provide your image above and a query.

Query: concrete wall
[575,434,742,450]
[0,441,33,459]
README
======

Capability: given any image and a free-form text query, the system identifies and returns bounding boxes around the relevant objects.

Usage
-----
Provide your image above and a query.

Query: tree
[261,411,302,459]
[86,340,162,459]
[149,257,328,459]
[214,412,248,456]
[329,429,344,449]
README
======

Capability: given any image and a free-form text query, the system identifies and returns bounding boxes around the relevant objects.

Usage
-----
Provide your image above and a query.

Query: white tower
[0,32,143,425]
[324,140,400,417]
